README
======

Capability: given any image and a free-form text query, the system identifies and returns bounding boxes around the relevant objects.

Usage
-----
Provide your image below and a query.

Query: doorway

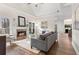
[64,19,72,40]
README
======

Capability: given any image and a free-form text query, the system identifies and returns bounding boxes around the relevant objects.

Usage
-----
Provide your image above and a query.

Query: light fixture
[35,4,38,7]
[27,3,43,7]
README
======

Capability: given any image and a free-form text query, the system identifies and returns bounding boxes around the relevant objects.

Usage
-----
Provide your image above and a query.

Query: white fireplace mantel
[17,27,27,30]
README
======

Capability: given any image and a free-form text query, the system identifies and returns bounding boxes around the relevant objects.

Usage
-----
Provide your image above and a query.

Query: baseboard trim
[72,41,79,55]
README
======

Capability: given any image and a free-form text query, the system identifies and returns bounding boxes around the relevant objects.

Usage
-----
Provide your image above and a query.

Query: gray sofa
[31,32,57,52]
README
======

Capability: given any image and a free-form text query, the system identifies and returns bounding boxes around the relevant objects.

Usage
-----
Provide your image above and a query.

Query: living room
[0,3,78,55]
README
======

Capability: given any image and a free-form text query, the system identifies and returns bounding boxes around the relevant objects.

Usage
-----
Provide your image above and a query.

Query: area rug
[6,43,37,55]
[13,39,40,54]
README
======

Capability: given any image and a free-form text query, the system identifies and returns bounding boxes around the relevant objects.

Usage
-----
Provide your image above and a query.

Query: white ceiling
[3,3,35,15]
[3,3,61,17]
[30,3,61,16]
[3,3,72,20]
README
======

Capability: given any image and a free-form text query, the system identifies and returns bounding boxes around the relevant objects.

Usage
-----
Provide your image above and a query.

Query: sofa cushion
[51,31,54,34]
[40,32,53,40]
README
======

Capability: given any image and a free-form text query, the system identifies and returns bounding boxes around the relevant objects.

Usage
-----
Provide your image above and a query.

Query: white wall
[72,4,79,54]
[57,19,64,33]
[29,16,56,35]
[56,11,65,33]
[31,3,61,33]
[64,19,72,25]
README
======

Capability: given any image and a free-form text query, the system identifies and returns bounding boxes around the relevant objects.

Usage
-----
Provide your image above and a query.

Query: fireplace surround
[17,29,26,40]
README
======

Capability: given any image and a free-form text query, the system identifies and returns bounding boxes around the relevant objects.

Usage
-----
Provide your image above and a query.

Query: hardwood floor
[6,33,76,55]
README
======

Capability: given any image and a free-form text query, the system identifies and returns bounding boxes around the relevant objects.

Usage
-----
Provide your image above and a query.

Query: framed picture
[0,16,10,34]
[75,6,79,30]
[41,21,48,29]
[18,16,26,27]
[29,22,35,34]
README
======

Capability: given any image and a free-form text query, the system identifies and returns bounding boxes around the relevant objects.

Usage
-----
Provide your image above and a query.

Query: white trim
[72,41,79,55]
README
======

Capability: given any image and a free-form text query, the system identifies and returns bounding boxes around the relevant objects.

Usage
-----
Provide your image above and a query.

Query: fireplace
[17,29,26,40]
